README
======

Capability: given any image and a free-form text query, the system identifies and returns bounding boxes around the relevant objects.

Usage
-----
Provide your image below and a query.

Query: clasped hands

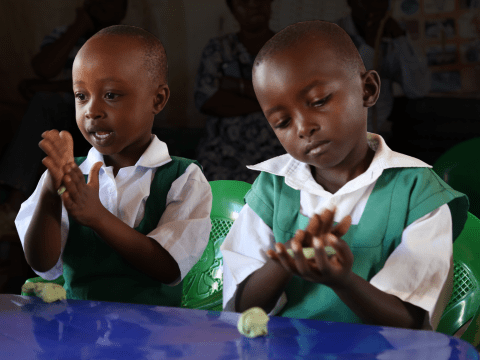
[39,130,104,227]
[267,208,354,288]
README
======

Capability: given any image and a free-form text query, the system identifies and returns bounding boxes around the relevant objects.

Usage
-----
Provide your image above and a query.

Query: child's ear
[362,70,381,108]
[153,84,170,115]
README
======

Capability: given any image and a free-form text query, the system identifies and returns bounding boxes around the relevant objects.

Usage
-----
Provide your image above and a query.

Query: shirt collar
[246,133,432,196]
[79,135,172,175]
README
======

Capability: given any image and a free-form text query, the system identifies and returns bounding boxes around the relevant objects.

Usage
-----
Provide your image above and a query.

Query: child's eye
[275,118,291,129]
[105,92,119,100]
[75,93,86,101]
[311,95,330,107]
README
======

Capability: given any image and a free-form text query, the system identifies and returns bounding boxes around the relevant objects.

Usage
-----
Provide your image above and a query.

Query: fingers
[325,233,354,267]
[313,237,331,271]
[42,157,64,189]
[62,170,79,203]
[40,130,74,163]
[87,162,103,189]
[59,131,74,160]
[321,207,336,235]
[332,215,352,238]
[305,213,321,236]
[39,132,63,164]
[62,163,85,202]
[292,237,310,275]
[266,242,299,275]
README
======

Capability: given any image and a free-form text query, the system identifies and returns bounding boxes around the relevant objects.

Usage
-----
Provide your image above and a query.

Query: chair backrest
[433,137,480,219]
[181,180,252,311]
[437,212,480,346]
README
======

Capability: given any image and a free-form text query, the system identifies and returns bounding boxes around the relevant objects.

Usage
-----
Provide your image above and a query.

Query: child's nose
[297,116,320,139]
[84,99,104,120]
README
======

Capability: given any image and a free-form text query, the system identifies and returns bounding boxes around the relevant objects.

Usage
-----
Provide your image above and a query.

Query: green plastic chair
[437,212,480,347]
[181,180,251,310]
[433,137,480,219]
[22,180,252,312]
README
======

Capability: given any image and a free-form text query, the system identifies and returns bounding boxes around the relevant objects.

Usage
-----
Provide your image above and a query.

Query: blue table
[0,294,478,359]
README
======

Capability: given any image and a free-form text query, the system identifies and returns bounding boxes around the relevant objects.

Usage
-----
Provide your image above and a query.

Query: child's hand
[39,130,75,193]
[266,208,354,288]
[59,161,105,227]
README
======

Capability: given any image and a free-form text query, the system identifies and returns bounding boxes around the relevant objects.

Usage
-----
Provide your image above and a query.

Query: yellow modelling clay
[237,307,270,338]
[21,282,66,303]
[287,246,336,259]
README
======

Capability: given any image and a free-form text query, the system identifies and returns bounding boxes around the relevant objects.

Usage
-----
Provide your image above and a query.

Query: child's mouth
[91,131,114,146]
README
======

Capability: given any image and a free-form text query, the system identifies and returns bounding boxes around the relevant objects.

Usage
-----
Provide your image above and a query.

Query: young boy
[15,25,212,306]
[221,20,468,330]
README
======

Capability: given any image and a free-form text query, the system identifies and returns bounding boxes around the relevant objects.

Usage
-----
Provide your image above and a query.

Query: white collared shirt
[16,135,212,286]
[221,133,452,330]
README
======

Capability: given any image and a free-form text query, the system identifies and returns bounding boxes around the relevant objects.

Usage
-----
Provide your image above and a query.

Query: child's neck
[311,145,375,194]
[102,137,152,177]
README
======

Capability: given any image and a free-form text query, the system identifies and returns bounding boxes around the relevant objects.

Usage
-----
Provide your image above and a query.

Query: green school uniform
[62,156,201,306]
[245,167,469,323]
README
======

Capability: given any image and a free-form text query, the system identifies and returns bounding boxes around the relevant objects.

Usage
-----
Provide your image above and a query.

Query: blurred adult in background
[194,0,285,183]
[337,0,431,137]
[0,0,127,237]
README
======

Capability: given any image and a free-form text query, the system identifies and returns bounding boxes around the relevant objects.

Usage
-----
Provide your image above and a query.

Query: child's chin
[89,143,115,155]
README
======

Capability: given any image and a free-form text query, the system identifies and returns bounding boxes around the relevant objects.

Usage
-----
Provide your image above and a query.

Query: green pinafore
[62,156,201,306]
[245,167,469,323]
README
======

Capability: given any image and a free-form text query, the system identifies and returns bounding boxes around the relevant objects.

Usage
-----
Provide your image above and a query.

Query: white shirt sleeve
[14,170,69,280]
[221,204,287,315]
[370,204,453,330]
[147,163,212,286]
[387,36,432,98]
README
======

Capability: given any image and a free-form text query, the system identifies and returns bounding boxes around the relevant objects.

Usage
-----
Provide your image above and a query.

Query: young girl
[221,20,468,330]
[16,25,212,306]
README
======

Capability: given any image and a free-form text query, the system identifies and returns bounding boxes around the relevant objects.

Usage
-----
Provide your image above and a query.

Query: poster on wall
[460,0,480,9]
[399,0,421,16]
[458,11,480,38]
[426,44,458,65]
[460,40,480,62]
[431,71,462,92]
[423,0,455,13]
[424,18,456,39]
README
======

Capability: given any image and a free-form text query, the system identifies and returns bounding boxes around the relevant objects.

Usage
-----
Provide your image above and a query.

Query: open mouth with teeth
[90,131,114,145]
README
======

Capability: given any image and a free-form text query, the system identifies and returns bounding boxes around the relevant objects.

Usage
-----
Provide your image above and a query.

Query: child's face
[72,35,168,163]
[253,37,379,173]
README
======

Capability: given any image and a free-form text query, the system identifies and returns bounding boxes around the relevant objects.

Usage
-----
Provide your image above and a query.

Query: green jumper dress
[62,156,201,306]
[245,167,469,323]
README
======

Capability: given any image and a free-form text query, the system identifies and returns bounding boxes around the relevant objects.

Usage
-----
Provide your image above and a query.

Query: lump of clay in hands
[22,282,66,303]
[286,246,336,259]
[237,307,270,338]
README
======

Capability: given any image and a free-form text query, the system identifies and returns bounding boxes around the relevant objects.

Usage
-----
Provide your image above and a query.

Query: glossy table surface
[0,294,478,360]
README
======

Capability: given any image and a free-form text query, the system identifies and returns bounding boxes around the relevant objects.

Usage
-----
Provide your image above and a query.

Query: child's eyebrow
[265,104,287,118]
[299,79,328,97]
[98,77,127,84]
[72,78,127,86]
[265,79,329,118]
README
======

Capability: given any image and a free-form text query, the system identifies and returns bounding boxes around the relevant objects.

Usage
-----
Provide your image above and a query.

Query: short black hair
[93,25,168,84]
[253,20,365,79]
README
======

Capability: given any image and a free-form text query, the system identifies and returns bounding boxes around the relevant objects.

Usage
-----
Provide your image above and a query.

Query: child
[15,25,212,307]
[221,20,468,330]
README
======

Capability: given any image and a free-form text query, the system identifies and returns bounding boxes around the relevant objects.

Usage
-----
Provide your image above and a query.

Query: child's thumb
[87,161,103,188]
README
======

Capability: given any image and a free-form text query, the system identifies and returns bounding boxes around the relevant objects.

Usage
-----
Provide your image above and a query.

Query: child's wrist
[330,272,355,292]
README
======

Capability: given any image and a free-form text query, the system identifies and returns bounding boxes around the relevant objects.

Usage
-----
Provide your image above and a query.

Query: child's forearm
[235,258,293,313]
[89,209,180,284]
[332,273,426,329]
[24,186,63,273]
